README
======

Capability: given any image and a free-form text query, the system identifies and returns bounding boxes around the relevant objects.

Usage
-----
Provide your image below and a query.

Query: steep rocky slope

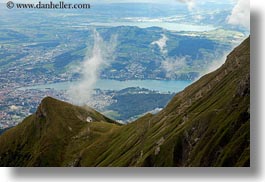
[0,37,250,167]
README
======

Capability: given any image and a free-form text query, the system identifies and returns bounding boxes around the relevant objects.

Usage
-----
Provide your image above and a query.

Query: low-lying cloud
[161,56,187,78]
[67,30,117,105]
[198,50,232,80]
[151,34,168,55]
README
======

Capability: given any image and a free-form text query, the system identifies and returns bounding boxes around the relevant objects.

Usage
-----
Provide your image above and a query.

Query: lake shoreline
[18,79,193,93]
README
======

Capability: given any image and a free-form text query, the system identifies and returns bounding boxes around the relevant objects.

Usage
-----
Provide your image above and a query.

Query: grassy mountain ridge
[0,37,250,167]
[0,127,11,135]
[0,97,119,166]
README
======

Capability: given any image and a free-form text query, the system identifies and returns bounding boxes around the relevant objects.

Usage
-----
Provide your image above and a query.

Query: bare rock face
[236,74,250,97]
[36,102,47,119]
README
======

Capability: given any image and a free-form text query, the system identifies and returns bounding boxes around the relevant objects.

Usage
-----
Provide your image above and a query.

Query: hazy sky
[12,0,234,4]
[9,0,248,29]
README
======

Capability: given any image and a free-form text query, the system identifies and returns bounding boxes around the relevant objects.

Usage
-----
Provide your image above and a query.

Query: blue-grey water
[19,79,193,93]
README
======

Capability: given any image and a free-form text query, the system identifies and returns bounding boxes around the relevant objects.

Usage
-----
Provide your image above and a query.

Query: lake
[19,79,193,93]
[89,22,216,32]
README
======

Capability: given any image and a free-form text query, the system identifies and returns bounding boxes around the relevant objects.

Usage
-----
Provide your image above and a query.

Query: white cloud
[175,0,195,11]
[227,0,250,29]
[197,50,232,80]
[67,30,117,105]
[151,34,168,55]
[193,14,203,21]
[161,57,187,78]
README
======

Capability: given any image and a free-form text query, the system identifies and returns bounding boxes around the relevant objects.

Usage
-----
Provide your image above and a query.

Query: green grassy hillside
[0,37,250,167]
[0,97,119,166]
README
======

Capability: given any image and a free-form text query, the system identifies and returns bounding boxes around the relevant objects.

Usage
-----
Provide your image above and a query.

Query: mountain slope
[0,37,250,167]
[0,127,11,135]
[0,97,119,166]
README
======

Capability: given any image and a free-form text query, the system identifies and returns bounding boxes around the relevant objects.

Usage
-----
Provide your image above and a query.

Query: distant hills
[94,26,243,81]
[0,37,250,167]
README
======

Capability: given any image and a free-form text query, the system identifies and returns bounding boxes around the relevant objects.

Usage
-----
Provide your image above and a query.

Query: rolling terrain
[0,37,250,167]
